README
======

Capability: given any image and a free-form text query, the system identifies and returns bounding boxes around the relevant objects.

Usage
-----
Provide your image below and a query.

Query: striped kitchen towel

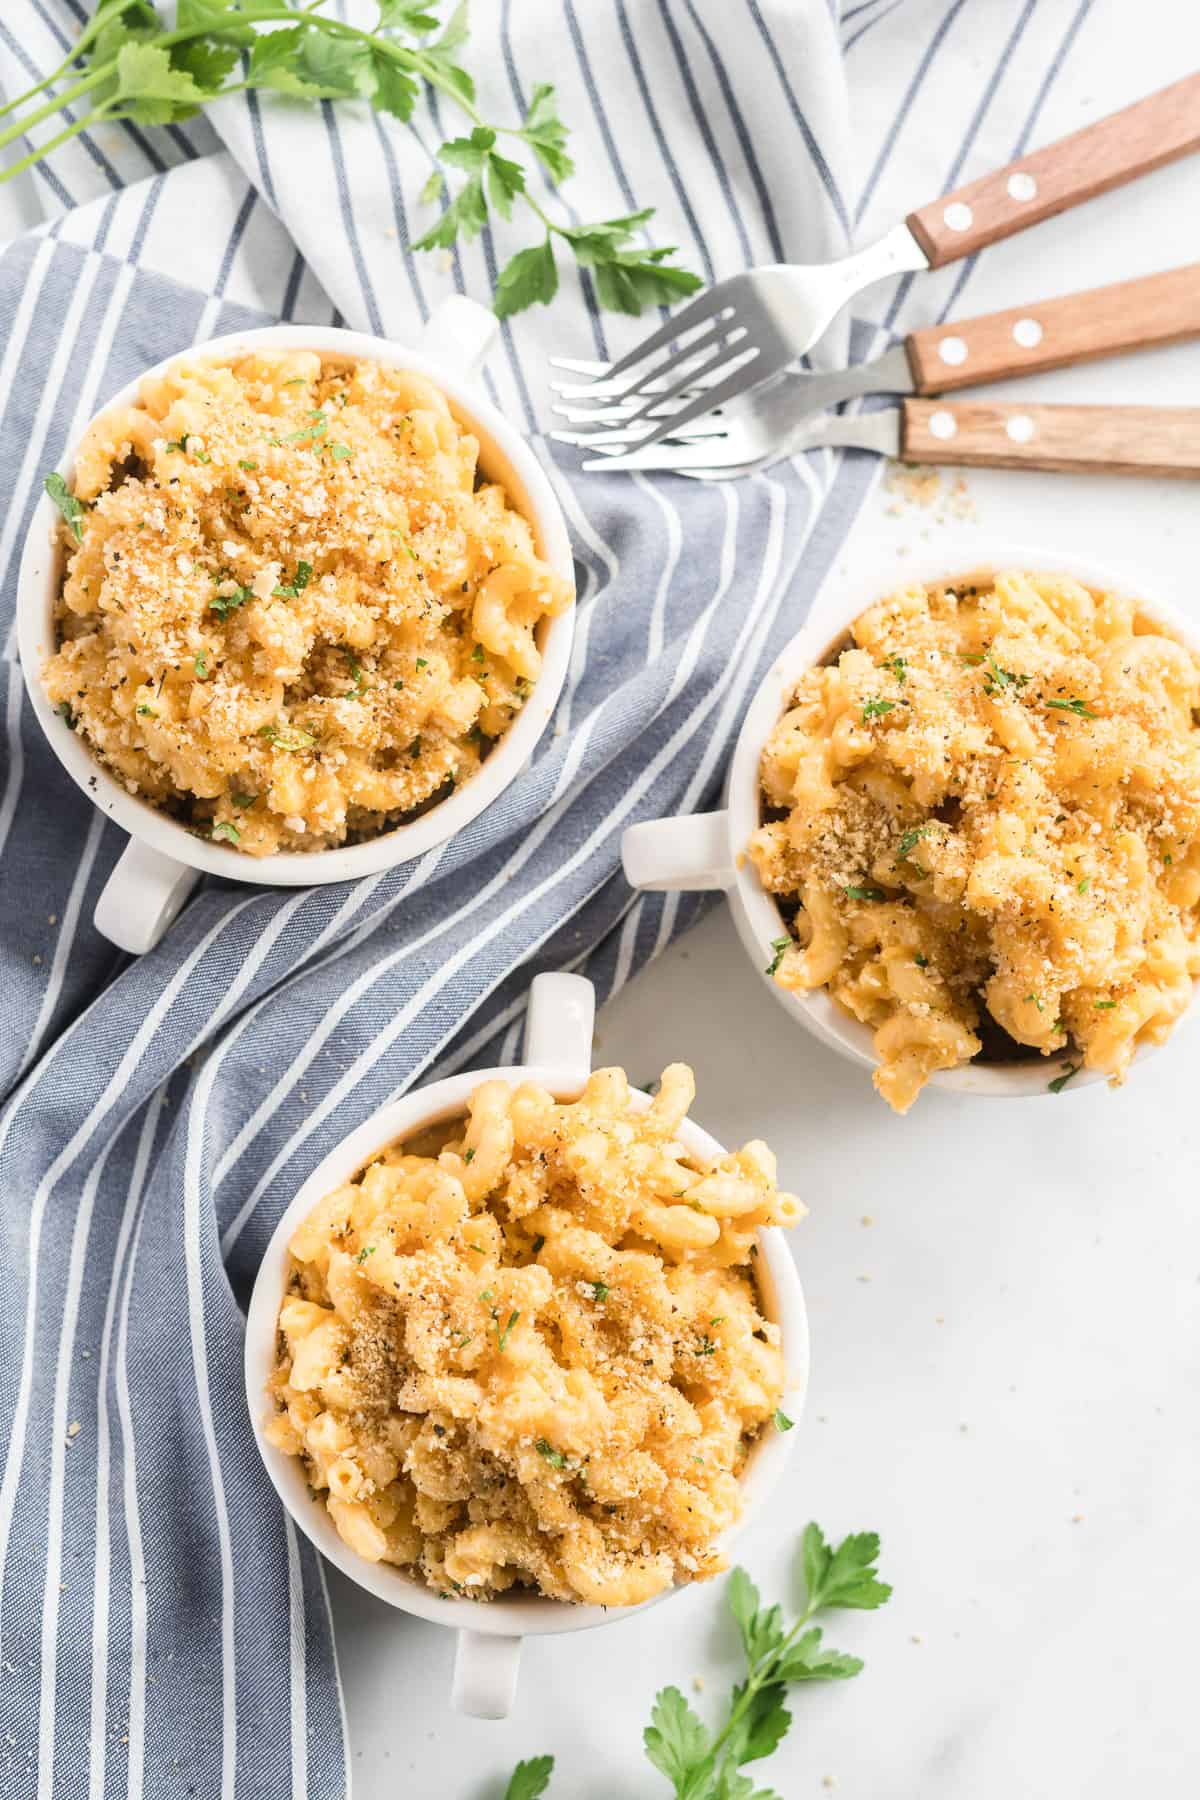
[0,2,1103,1794]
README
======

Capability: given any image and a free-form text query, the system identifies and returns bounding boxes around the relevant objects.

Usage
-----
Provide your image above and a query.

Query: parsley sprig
[501,1525,890,1799]
[0,2,699,321]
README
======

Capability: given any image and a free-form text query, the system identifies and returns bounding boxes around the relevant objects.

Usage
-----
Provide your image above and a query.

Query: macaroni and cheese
[750,571,1200,1112]
[44,350,570,855]
[266,1067,803,1606]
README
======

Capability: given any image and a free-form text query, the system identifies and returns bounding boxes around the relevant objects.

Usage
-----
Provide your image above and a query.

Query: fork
[558,393,1200,483]
[554,262,1200,450]
[553,72,1200,454]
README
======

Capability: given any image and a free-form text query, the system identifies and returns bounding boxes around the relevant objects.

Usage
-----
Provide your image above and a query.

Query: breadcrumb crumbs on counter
[44,349,570,856]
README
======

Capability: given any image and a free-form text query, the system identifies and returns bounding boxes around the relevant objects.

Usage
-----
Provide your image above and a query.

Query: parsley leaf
[800,1524,892,1612]
[637,1526,889,1799]
[1,3,698,323]
[503,1757,555,1800]
[212,820,240,845]
[259,722,316,752]
[1048,1063,1080,1093]
[844,885,887,903]
[644,1687,713,1797]
[765,935,791,977]
[534,1437,565,1469]
[861,697,895,721]
[495,239,559,318]
[44,472,85,544]
[1045,697,1097,718]
[518,83,573,182]
[773,1408,793,1432]
[210,583,254,619]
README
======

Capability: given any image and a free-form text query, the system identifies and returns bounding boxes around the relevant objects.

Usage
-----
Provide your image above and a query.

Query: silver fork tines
[548,226,930,456]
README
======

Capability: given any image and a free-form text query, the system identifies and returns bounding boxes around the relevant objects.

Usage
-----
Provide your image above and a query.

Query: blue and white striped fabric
[0,2,1098,1794]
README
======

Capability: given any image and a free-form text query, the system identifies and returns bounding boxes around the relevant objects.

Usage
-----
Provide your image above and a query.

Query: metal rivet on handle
[928,410,958,440]
[937,336,968,366]
[1005,413,1036,443]
[1012,317,1043,348]
[943,202,973,232]
[1007,172,1038,202]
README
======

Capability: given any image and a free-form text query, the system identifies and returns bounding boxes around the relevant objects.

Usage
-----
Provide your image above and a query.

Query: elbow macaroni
[267,1066,804,1607]
[44,351,570,855]
[749,571,1200,1112]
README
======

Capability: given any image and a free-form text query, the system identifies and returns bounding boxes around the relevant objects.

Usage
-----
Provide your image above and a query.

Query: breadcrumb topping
[750,570,1200,1111]
[44,349,570,855]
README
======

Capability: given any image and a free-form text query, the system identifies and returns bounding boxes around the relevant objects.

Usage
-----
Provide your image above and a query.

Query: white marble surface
[330,68,1200,1800]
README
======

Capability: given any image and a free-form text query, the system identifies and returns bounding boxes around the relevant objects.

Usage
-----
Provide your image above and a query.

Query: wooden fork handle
[905,263,1200,393]
[902,400,1200,477]
[906,74,1200,268]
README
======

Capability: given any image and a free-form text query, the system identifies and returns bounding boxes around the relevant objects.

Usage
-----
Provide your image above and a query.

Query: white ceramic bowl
[16,298,575,954]
[622,542,1200,1100]
[244,973,808,1718]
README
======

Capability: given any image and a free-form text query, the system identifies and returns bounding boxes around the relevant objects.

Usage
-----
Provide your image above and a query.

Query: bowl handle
[523,971,594,1079]
[94,838,199,954]
[417,295,499,377]
[622,812,735,893]
[451,1628,522,1718]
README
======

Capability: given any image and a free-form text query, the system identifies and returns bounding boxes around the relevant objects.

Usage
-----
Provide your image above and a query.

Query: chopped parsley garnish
[195,450,211,465]
[883,654,907,685]
[773,1408,794,1432]
[393,679,404,691]
[343,650,366,698]
[1025,993,1044,1011]
[274,560,313,599]
[135,703,157,717]
[231,791,256,809]
[210,582,254,619]
[44,472,85,543]
[164,434,189,453]
[355,1245,376,1265]
[535,1438,566,1468]
[194,652,208,678]
[982,652,1029,696]
[328,442,352,460]
[1077,877,1090,894]
[286,409,328,447]
[464,1147,475,1163]
[1045,698,1097,718]
[1094,999,1116,1009]
[861,698,895,721]
[283,377,307,386]
[237,459,258,471]
[844,885,887,902]
[496,1309,520,1351]
[1048,1064,1080,1094]
[480,1287,494,1303]
[590,1281,609,1304]
[896,824,931,861]
[259,722,316,751]
[409,737,422,758]
[959,651,985,666]
[472,644,485,663]
[766,934,790,976]
[695,1334,717,1357]
[416,658,429,670]
[54,702,76,729]
[1164,852,1174,865]
[914,953,928,968]
[212,821,240,845]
